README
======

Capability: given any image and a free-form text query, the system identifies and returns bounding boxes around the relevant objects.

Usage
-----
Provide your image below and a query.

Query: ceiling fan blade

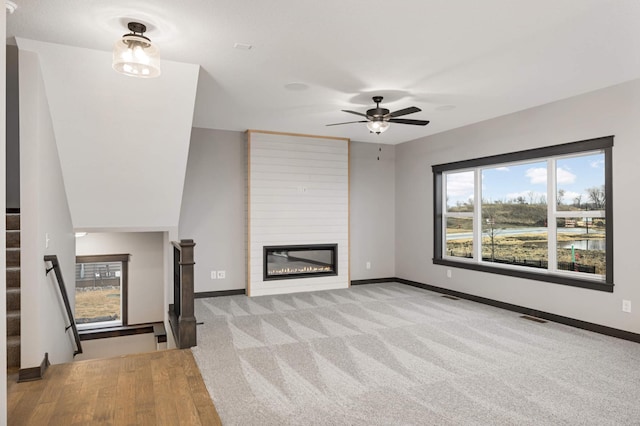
[388,118,430,126]
[389,106,421,117]
[326,120,368,127]
[342,109,368,118]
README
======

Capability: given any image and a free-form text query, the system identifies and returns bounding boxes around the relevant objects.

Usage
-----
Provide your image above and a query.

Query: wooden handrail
[44,255,83,356]
[168,239,197,349]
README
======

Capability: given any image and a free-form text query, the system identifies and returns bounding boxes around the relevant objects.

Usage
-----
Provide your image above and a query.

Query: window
[75,254,129,329]
[433,136,613,292]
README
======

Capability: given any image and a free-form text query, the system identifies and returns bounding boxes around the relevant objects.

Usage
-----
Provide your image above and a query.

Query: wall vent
[520,315,547,323]
[441,295,459,300]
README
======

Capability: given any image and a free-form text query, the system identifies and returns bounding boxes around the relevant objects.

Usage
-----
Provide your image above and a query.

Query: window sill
[78,322,165,341]
[433,257,613,292]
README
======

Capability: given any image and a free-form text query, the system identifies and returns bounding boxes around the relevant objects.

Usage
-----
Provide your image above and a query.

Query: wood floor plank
[168,354,202,426]
[8,380,48,425]
[182,351,222,425]
[8,349,221,426]
[150,353,180,426]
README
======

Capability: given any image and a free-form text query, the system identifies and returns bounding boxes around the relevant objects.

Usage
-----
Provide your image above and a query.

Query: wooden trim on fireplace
[246,131,252,297]
[348,141,351,287]
[246,129,350,142]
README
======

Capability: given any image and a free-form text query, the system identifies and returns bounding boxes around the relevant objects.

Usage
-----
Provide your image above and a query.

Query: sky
[446,152,605,207]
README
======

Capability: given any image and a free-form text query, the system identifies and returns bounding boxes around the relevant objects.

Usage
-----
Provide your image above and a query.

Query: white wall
[19,50,76,367]
[76,232,165,325]
[396,78,640,333]
[248,131,350,296]
[74,334,156,362]
[179,129,246,293]
[349,142,395,280]
[15,38,199,231]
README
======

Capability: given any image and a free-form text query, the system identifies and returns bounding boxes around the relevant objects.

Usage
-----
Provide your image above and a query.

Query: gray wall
[395,78,640,334]
[350,142,395,279]
[75,232,165,325]
[6,45,19,209]
[179,128,247,292]
[179,130,398,292]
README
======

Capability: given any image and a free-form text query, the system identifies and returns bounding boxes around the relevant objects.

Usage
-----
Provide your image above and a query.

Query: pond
[558,239,606,251]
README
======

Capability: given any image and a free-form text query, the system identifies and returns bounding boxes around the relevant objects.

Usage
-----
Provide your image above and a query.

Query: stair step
[7,335,20,369]
[7,287,20,311]
[6,230,20,249]
[6,267,20,288]
[7,310,20,337]
[6,214,20,231]
[6,248,20,268]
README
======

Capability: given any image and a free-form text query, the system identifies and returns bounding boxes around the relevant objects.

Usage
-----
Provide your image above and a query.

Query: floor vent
[441,295,459,300]
[520,315,547,323]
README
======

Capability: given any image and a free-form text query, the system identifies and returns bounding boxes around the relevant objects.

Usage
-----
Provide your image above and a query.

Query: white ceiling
[7,0,640,144]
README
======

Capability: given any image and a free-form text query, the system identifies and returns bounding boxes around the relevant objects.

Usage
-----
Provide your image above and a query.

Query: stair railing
[44,255,83,356]
[168,239,197,349]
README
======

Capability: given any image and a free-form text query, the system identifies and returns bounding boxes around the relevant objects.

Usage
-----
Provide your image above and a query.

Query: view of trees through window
[442,150,607,281]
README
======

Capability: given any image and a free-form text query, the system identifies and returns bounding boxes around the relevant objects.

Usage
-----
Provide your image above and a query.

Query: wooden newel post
[178,239,196,349]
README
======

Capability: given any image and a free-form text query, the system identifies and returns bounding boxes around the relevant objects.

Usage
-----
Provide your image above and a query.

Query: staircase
[6,212,21,369]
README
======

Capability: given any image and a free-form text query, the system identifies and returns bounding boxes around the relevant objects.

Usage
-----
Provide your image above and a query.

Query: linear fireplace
[264,244,338,281]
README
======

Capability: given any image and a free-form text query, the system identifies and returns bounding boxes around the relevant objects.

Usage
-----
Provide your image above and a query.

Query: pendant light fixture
[113,22,161,78]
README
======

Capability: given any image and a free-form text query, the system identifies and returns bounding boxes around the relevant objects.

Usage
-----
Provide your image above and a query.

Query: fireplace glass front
[263,244,337,280]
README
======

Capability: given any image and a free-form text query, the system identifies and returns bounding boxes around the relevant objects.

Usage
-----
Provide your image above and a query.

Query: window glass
[446,217,473,258]
[556,217,606,275]
[481,162,548,268]
[75,260,122,327]
[445,171,474,212]
[556,153,605,211]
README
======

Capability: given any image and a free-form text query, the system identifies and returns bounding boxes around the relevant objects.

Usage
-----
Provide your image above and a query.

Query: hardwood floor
[7,349,222,426]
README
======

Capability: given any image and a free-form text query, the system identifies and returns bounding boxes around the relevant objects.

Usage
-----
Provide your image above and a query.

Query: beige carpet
[192,282,640,425]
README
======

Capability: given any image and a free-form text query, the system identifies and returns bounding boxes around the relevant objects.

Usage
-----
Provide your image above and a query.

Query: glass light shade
[366,120,390,134]
[113,34,161,78]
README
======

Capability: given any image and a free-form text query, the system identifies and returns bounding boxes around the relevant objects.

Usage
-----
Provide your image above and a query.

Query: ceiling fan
[327,96,429,134]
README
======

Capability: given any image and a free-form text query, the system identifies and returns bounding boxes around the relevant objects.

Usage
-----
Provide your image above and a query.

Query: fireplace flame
[269,265,332,275]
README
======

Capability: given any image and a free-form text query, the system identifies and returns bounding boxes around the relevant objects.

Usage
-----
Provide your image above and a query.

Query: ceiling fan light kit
[366,120,390,134]
[113,22,161,78]
[327,96,429,134]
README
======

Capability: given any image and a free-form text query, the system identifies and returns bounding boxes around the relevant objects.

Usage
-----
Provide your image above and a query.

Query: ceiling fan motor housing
[367,96,389,120]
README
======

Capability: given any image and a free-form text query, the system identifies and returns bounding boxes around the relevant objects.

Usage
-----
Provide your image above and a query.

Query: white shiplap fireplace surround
[247,131,350,297]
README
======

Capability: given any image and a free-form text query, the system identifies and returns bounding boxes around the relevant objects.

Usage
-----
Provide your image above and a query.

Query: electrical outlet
[211,271,217,280]
[366,261,371,270]
[622,300,631,313]
[217,270,226,279]
[446,269,452,278]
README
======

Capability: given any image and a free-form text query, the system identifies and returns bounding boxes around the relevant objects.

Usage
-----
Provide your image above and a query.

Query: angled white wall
[19,50,77,367]
[15,38,199,231]
[1,7,7,424]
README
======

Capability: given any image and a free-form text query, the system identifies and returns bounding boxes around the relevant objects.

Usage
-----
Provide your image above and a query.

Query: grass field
[75,288,120,322]
[446,231,606,274]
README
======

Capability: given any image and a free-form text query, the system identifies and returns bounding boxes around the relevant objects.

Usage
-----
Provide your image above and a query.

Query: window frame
[75,253,130,329]
[433,136,613,292]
